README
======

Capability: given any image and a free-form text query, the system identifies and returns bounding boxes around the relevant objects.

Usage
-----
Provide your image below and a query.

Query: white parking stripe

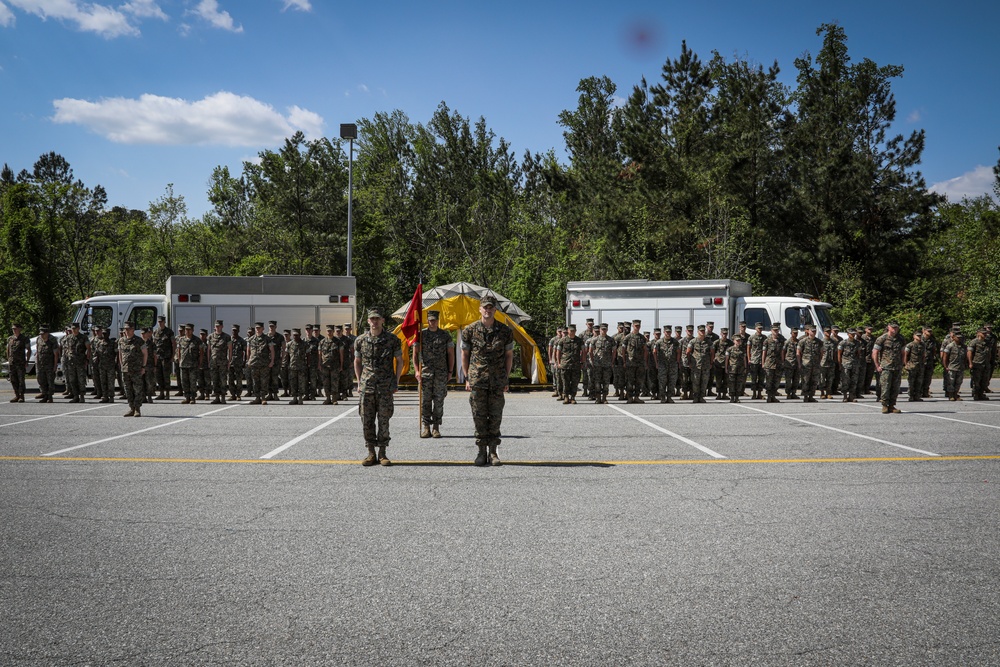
[0,404,112,429]
[260,406,359,459]
[42,404,242,457]
[854,401,1000,430]
[736,404,940,456]
[607,404,726,459]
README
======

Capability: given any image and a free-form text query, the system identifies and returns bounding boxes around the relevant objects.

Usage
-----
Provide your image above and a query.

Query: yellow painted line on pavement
[1,455,999,466]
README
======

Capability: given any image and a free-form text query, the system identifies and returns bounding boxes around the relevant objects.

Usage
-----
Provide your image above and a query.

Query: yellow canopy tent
[392,293,547,384]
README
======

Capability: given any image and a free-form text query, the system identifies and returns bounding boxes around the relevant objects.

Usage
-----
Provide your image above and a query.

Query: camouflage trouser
[971,364,989,398]
[581,365,590,397]
[98,366,116,401]
[681,366,692,394]
[229,364,245,398]
[360,388,394,446]
[728,370,747,398]
[691,364,710,400]
[287,368,305,399]
[270,366,280,398]
[864,362,876,393]
[879,368,902,408]
[783,363,800,397]
[155,357,173,392]
[764,367,781,398]
[907,367,924,400]
[551,362,561,394]
[65,361,87,399]
[841,364,858,401]
[308,366,320,398]
[713,364,727,397]
[832,363,842,394]
[645,365,657,397]
[197,367,208,395]
[244,366,253,395]
[591,365,612,399]
[280,364,289,394]
[613,363,624,395]
[210,362,228,397]
[854,363,866,399]
[250,366,269,401]
[943,369,963,396]
[922,363,935,397]
[800,364,821,399]
[419,373,448,425]
[123,371,144,411]
[38,367,56,399]
[179,367,199,400]
[469,384,504,448]
[8,364,26,398]
[144,366,156,398]
[625,363,644,401]
[657,363,677,400]
[320,366,340,402]
[340,363,354,397]
[561,367,580,398]
[748,363,764,392]
[821,365,836,396]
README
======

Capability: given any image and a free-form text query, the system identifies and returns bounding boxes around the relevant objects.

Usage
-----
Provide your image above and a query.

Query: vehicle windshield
[814,306,835,330]
[81,305,114,333]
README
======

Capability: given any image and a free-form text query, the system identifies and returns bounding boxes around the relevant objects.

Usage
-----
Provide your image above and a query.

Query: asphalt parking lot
[2,379,999,665]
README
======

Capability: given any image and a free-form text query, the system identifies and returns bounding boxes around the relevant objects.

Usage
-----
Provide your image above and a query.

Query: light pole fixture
[340,123,358,277]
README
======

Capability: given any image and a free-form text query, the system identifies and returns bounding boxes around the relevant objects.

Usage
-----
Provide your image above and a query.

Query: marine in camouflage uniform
[229,325,246,401]
[679,324,695,400]
[267,321,283,401]
[861,325,876,394]
[548,327,563,399]
[903,330,925,402]
[920,326,938,399]
[621,320,648,404]
[725,336,747,403]
[415,310,454,437]
[837,328,862,403]
[829,326,843,395]
[704,322,720,396]
[246,323,274,405]
[612,323,627,399]
[968,328,992,401]
[175,324,202,404]
[318,325,343,406]
[142,328,157,403]
[63,323,90,403]
[579,319,595,398]
[117,322,147,417]
[819,327,838,399]
[645,330,660,399]
[556,324,585,404]
[686,325,713,404]
[781,329,800,399]
[761,324,783,403]
[35,327,59,402]
[736,321,751,396]
[341,324,357,400]
[285,329,308,405]
[207,320,232,404]
[986,324,997,394]
[797,325,823,402]
[872,322,906,413]
[653,327,678,404]
[152,316,175,399]
[6,323,30,402]
[354,307,403,466]
[940,330,964,400]
[588,323,616,404]
[279,330,292,397]
[243,327,255,397]
[197,329,210,400]
[712,328,734,400]
[306,325,322,400]
[90,326,109,401]
[748,323,767,400]
[461,295,514,466]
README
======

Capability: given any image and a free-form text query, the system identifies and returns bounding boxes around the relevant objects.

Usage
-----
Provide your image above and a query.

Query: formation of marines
[548,319,998,413]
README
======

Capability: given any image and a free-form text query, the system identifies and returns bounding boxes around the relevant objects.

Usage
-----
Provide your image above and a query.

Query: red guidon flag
[400,283,423,346]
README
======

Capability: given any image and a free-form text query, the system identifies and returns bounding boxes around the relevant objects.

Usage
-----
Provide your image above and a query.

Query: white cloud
[906,109,921,123]
[191,0,241,32]
[282,0,310,11]
[929,165,998,203]
[6,0,138,37]
[52,91,325,146]
[0,2,15,27]
[121,0,166,21]
[357,84,369,94]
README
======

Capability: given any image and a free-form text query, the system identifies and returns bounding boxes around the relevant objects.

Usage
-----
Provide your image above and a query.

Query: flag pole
[416,275,423,436]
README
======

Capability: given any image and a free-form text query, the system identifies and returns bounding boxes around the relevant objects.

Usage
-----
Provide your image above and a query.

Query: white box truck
[18,275,356,376]
[566,280,836,339]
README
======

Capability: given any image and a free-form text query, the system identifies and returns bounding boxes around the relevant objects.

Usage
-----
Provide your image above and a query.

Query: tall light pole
[340,123,357,277]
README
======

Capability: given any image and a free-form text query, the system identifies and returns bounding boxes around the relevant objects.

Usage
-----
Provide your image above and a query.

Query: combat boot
[133,408,141,418]
[323,398,333,405]
[377,446,391,466]
[210,397,221,405]
[362,445,378,467]
[420,423,431,438]
[551,391,560,398]
[474,444,488,467]
[123,409,134,417]
[431,425,441,438]
[289,398,298,405]
[488,443,502,467]
[220,396,226,404]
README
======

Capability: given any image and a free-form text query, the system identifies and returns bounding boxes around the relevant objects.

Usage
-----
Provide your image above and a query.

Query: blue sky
[1,0,997,218]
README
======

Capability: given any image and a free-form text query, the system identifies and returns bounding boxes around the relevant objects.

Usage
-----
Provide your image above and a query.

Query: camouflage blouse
[462,319,513,389]
[355,330,402,393]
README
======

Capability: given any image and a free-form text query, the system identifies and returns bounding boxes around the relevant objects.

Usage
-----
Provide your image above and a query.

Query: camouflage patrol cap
[697,325,706,332]
[326,324,335,330]
[643,331,650,336]
[685,324,694,330]
[268,320,277,327]
[653,328,661,333]
[915,330,925,337]
[771,323,781,331]
[739,320,747,326]
[292,328,301,335]
[124,321,136,329]
[199,328,208,335]
[70,322,80,329]
[39,324,50,333]
[427,310,440,320]
[823,327,831,333]
[305,324,313,330]
[674,326,682,331]
[345,323,352,329]
[335,325,343,331]
[92,324,102,330]
[586,318,594,323]
[231,324,240,331]
[805,324,815,331]
[887,321,900,328]
[568,324,577,331]
[720,328,729,334]
[846,328,856,334]
[215,320,224,327]
[755,322,763,329]
[832,325,840,331]
[706,321,714,326]
[142,327,152,334]
[632,319,642,325]
[480,295,499,307]
[157,314,166,321]
[283,329,291,335]
[254,322,264,328]
[922,324,932,331]
[367,306,385,319]
[600,323,608,329]
[11,322,22,328]
[863,324,873,330]
[186,323,195,329]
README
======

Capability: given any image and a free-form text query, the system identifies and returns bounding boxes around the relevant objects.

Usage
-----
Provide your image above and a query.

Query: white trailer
[68,275,356,336]
[566,280,836,339]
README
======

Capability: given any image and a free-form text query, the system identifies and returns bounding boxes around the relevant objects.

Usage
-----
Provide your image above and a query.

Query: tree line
[2,24,998,343]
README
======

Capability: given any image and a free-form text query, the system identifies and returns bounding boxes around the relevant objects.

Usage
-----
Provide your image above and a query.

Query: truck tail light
[572,300,581,307]
[714,298,723,305]
[178,294,189,303]
[340,295,350,303]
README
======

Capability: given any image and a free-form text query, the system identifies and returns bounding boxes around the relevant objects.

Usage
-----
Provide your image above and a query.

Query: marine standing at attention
[354,306,404,467]
[415,310,455,438]
[462,295,514,467]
